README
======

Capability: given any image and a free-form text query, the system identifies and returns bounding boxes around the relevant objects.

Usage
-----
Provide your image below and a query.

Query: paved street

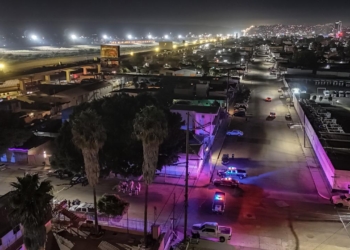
[180,53,350,250]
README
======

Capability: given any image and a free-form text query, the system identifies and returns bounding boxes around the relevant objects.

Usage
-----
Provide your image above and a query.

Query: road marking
[54,187,69,195]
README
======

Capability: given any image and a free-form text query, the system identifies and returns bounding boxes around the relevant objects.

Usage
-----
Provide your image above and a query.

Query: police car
[213,177,239,188]
[212,192,226,213]
[217,167,247,179]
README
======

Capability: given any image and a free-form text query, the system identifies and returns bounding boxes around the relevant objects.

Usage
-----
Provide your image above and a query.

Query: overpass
[0,41,213,95]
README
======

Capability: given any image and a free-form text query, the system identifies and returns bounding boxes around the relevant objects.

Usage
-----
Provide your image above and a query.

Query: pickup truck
[191,222,232,242]
[217,167,247,179]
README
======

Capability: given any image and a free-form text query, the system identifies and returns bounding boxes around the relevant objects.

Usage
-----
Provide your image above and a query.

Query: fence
[57,211,172,234]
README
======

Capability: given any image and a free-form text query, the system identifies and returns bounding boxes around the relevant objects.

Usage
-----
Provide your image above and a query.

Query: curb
[307,166,331,200]
[151,181,210,188]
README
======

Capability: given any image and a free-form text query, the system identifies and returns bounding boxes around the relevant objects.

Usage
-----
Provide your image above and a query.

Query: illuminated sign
[100,45,120,58]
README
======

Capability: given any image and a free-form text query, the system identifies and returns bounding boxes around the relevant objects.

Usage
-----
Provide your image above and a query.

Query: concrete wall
[316,71,350,78]
[287,68,313,75]
[293,95,337,190]
[0,226,22,250]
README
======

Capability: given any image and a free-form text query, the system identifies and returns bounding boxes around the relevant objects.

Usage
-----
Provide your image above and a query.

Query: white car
[331,194,350,207]
[191,222,232,242]
[226,130,243,136]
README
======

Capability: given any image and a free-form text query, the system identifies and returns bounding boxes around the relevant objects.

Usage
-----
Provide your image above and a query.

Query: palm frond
[8,174,53,250]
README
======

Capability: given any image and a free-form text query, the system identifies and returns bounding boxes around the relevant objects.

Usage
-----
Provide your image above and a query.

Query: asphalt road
[180,53,350,249]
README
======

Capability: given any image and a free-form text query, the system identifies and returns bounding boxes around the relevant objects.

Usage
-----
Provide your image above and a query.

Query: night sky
[1,0,349,34]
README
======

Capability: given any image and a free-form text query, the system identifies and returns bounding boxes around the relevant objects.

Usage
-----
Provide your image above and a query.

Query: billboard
[100,45,120,58]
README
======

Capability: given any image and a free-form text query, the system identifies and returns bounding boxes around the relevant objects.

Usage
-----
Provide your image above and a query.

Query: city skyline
[0,0,350,33]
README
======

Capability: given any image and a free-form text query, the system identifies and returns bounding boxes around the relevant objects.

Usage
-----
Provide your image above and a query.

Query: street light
[155,47,159,52]
[178,35,182,39]
[102,34,108,39]
[127,34,132,40]
[71,34,77,40]
[164,34,169,39]
[31,35,38,40]
[148,34,152,39]
[0,63,4,69]
[173,45,177,49]
[130,51,134,56]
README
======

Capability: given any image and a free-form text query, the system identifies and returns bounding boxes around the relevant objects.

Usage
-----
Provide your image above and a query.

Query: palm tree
[9,174,53,250]
[133,106,168,247]
[71,109,106,233]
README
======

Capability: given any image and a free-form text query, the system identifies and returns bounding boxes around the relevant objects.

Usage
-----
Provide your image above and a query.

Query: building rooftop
[10,136,52,151]
[170,104,219,114]
[285,74,350,81]
[299,99,350,171]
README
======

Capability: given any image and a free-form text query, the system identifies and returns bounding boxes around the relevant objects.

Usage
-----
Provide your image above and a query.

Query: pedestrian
[68,200,71,208]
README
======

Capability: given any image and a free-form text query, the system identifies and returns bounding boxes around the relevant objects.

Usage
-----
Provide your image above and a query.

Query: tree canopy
[9,174,53,250]
[293,50,318,69]
[51,93,184,177]
[97,194,129,217]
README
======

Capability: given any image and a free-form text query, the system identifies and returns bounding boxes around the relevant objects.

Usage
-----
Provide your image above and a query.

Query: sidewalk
[288,105,331,200]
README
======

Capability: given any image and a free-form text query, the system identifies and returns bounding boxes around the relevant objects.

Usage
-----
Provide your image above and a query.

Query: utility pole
[173,193,176,232]
[184,112,190,241]
[304,112,306,148]
[226,70,230,112]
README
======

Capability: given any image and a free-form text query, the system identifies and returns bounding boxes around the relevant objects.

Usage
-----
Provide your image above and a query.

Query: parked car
[217,167,247,179]
[331,194,350,207]
[285,113,291,120]
[191,222,232,242]
[265,97,272,102]
[213,177,239,188]
[226,130,243,136]
[269,112,276,118]
[47,169,73,178]
[221,154,234,165]
[234,111,245,117]
[69,202,95,214]
[70,174,87,185]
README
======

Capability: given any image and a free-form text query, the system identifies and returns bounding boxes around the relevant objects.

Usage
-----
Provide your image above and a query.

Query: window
[0,238,2,245]
[207,228,215,233]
